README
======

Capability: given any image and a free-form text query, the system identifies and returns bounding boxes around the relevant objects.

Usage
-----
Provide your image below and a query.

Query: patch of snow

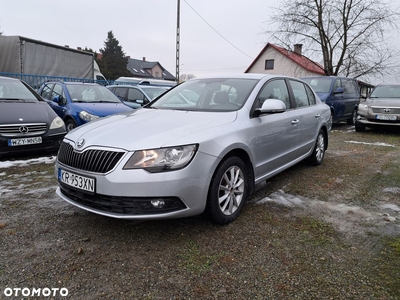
[345,141,396,147]
[383,187,400,194]
[381,203,400,212]
[0,156,56,168]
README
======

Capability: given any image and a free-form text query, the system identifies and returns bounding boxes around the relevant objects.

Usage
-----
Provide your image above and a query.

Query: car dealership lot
[1,124,399,299]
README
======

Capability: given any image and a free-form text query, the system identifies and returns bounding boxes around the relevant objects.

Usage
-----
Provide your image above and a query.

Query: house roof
[245,43,325,75]
[127,58,176,81]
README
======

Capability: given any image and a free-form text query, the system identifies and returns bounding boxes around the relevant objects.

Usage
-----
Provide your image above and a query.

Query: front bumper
[55,151,219,220]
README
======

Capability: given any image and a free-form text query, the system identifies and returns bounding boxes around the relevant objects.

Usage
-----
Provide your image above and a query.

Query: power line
[183,0,254,60]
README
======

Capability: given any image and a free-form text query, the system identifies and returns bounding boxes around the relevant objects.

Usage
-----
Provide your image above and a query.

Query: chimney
[293,44,302,55]
[65,45,69,48]
[77,47,82,51]
[143,57,146,61]
[126,56,130,59]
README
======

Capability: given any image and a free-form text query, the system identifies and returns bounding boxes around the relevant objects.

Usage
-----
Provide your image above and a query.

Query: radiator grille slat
[58,141,125,174]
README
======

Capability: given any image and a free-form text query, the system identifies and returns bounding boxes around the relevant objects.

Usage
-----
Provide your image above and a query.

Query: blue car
[302,76,360,124]
[38,81,133,131]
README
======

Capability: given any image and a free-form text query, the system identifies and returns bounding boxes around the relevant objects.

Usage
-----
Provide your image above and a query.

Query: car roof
[0,76,20,82]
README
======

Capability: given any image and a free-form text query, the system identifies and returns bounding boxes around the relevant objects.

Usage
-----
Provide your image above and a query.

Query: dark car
[38,81,133,131]
[107,85,169,108]
[302,76,360,124]
[355,83,400,131]
[0,76,66,158]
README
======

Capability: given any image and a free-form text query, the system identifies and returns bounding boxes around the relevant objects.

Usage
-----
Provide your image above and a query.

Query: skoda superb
[55,74,331,224]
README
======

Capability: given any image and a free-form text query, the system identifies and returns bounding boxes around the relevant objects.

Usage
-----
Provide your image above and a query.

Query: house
[245,43,325,78]
[126,57,176,82]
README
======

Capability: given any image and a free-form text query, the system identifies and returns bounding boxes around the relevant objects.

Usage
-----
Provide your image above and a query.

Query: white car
[55,74,331,224]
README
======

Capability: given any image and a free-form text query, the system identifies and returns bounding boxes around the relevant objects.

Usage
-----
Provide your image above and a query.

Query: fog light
[151,199,166,208]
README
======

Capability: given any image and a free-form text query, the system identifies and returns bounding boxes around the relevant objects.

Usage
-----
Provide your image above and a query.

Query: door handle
[315,114,321,118]
[291,119,299,125]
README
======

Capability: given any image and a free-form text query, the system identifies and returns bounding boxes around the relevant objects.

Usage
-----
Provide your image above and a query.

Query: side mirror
[52,95,61,103]
[333,87,344,94]
[254,99,286,117]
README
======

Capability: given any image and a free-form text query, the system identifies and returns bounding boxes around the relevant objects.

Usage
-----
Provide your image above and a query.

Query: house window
[265,59,274,70]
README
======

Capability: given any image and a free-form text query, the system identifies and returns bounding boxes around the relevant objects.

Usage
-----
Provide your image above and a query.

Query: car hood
[65,109,237,150]
[365,98,400,106]
[72,102,132,117]
[0,101,54,125]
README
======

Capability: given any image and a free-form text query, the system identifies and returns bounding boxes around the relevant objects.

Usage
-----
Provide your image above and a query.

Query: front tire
[65,119,77,132]
[347,109,356,125]
[206,157,248,225]
[308,129,326,166]
[355,121,366,132]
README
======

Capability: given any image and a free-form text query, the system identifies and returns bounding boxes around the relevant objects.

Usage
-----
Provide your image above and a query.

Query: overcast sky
[1,0,399,81]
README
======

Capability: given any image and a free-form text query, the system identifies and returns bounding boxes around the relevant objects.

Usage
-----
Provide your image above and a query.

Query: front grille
[0,123,47,137]
[60,185,186,215]
[371,107,400,114]
[58,141,125,173]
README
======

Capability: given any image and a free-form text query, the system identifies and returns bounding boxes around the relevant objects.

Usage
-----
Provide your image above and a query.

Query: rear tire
[308,129,326,166]
[206,157,248,225]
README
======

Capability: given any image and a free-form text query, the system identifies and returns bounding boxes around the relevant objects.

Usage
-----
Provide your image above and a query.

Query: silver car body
[356,83,400,131]
[55,74,331,223]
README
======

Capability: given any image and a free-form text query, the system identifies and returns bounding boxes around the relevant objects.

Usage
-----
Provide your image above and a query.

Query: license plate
[375,115,397,121]
[58,168,95,193]
[8,137,42,146]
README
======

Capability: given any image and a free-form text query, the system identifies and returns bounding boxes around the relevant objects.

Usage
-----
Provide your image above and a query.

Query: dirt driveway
[1,124,400,299]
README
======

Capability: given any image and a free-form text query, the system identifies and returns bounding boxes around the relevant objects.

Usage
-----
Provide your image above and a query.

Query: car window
[257,79,290,109]
[333,79,342,91]
[289,80,311,108]
[51,84,65,104]
[66,85,121,103]
[150,78,258,111]
[128,89,145,101]
[305,84,316,105]
[113,87,128,101]
[302,78,333,93]
[343,79,358,95]
[40,84,53,100]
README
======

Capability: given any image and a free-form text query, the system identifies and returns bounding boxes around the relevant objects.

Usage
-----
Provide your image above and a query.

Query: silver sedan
[55,74,331,224]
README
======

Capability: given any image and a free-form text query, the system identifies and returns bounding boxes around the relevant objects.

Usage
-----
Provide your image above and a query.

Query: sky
[0,0,399,81]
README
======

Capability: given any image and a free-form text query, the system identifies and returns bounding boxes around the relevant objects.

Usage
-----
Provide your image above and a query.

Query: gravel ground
[1,124,400,300]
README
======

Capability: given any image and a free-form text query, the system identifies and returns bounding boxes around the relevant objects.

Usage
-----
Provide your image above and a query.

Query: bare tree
[179,74,196,82]
[267,0,400,81]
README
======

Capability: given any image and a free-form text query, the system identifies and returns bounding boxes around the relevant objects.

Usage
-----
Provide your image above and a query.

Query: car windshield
[302,78,333,93]
[0,78,39,101]
[66,84,122,103]
[370,85,400,98]
[141,87,168,99]
[148,78,258,111]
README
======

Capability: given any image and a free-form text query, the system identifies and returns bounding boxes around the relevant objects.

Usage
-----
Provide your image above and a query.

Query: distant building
[245,43,325,78]
[126,57,176,82]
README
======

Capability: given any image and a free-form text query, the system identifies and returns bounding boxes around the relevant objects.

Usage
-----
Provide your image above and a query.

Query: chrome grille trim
[0,123,47,137]
[57,141,125,174]
[371,106,400,114]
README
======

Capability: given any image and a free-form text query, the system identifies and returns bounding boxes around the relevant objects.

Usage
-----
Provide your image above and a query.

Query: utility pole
[176,0,180,83]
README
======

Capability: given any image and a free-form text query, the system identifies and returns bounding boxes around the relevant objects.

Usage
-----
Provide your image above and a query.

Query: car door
[342,78,359,117]
[251,79,301,179]
[288,79,321,155]
[49,83,68,119]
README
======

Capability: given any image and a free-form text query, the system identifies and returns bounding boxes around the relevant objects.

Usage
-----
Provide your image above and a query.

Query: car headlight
[50,116,65,129]
[124,144,198,172]
[79,111,100,122]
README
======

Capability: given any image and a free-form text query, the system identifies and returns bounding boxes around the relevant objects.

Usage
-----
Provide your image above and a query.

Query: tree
[98,31,132,80]
[179,74,196,82]
[267,0,400,81]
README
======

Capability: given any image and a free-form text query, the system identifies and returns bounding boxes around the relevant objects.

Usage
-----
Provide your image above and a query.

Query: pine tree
[98,31,131,80]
